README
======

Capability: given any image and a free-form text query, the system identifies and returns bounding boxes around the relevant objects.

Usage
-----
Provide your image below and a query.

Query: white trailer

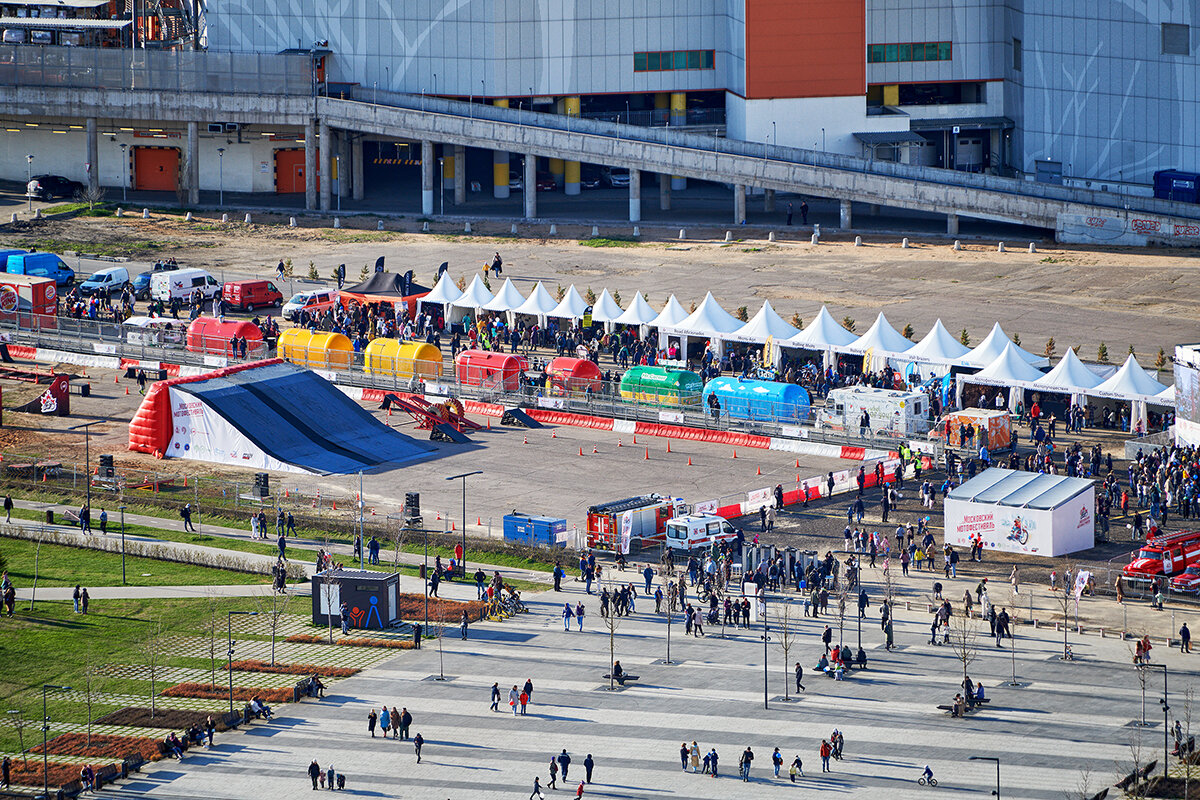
[817,385,931,436]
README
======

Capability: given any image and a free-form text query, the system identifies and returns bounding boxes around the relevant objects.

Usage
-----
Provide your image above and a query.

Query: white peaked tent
[658,292,744,358]
[844,312,915,374]
[613,291,658,331]
[1092,354,1172,435]
[590,289,624,331]
[649,294,690,329]
[958,341,1047,410]
[450,274,494,310]
[904,319,970,365]
[964,323,1049,368]
[784,305,859,369]
[513,281,558,324]
[1032,349,1103,401]
[416,274,462,314]
[728,300,801,343]
[1157,384,1176,404]
[481,278,527,312]
[547,285,589,320]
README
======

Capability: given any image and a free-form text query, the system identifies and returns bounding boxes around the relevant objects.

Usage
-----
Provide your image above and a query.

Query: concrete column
[441,152,454,191]
[351,135,364,201]
[763,188,775,213]
[659,174,671,210]
[319,120,331,211]
[421,140,434,216]
[523,154,537,219]
[186,121,199,205]
[304,119,317,211]
[563,96,581,196]
[337,132,350,199]
[840,199,852,229]
[733,184,746,224]
[85,118,98,194]
[670,92,687,191]
[548,157,564,188]
[946,212,959,235]
[492,99,510,199]
[629,168,641,222]
[453,144,466,205]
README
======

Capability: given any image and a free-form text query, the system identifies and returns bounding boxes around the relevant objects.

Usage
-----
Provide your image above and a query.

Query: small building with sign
[311,569,401,630]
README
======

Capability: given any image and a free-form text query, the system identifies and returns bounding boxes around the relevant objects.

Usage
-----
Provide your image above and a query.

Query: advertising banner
[944,485,1094,557]
[619,511,633,555]
[166,388,306,473]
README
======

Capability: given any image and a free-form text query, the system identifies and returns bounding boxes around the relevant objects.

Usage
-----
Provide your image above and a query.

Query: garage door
[275,149,317,194]
[133,147,179,192]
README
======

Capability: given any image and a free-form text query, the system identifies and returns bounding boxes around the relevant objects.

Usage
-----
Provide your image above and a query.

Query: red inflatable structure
[454,350,528,391]
[186,317,264,356]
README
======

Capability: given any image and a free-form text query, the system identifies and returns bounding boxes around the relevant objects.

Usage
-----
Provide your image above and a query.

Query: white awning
[904,319,970,364]
[418,274,462,307]
[449,274,494,309]
[660,292,744,338]
[964,322,1049,368]
[785,305,858,350]
[966,342,1047,389]
[481,278,526,312]
[844,312,914,355]
[590,288,624,322]
[613,291,658,326]
[547,285,589,320]
[1032,348,1103,394]
[649,294,689,329]
[1091,354,1170,402]
[727,300,800,343]
[513,281,558,317]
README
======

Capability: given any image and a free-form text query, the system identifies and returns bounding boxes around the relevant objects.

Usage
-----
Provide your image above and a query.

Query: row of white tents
[415,275,1174,422]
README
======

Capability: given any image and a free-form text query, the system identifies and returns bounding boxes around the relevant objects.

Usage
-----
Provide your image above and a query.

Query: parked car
[579,165,603,189]
[131,270,153,300]
[601,166,630,187]
[25,174,84,200]
[78,266,130,298]
[282,288,338,321]
[508,170,524,192]
[1172,564,1200,594]
[223,279,282,312]
[536,172,557,192]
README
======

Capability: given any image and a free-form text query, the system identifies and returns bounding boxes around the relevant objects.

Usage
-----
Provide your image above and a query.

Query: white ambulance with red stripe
[664,514,739,552]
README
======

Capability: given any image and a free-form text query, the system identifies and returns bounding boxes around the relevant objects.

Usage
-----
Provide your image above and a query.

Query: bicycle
[917,776,938,786]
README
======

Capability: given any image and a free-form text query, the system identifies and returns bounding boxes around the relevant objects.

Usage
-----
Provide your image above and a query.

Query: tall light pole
[760,591,770,710]
[42,684,71,800]
[969,755,1001,800]
[119,505,126,584]
[25,155,34,212]
[437,157,444,216]
[357,471,364,571]
[227,610,258,714]
[1143,664,1169,777]
[772,120,776,146]
[68,421,98,515]
[119,143,128,202]
[446,471,481,578]
[217,147,225,207]
[373,80,377,106]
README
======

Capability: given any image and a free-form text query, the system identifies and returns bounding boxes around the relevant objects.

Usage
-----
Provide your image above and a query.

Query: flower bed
[397,595,487,623]
[9,759,114,790]
[33,732,163,762]
[224,660,359,677]
[284,633,414,650]
[93,706,234,731]
[160,683,294,704]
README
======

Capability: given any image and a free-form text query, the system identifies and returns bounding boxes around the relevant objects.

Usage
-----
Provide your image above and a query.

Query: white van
[79,266,129,298]
[122,316,185,347]
[150,268,221,303]
[817,385,931,436]
[664,514,739,552]
[282,288,338,321]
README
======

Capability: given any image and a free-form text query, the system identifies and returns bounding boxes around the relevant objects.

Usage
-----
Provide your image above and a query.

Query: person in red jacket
[820,740,832,772]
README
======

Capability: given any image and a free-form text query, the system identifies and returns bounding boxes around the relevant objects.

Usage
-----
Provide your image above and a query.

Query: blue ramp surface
[176,361,432,474]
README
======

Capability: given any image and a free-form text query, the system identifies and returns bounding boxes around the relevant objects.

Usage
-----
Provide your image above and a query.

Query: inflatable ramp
[128,359,432,474]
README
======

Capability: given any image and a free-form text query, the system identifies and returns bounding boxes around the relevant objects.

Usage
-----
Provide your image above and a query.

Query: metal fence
[0,44,312,95]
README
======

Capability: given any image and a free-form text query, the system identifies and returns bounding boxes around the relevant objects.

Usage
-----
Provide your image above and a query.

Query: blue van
[0,249,27,264]
[6,252,75,287]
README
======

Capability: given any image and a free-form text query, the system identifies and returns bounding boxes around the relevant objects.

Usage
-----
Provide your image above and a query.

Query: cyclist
[921,765,935,785]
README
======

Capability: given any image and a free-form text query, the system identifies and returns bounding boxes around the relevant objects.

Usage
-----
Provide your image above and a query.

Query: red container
[454,349,528,391]
[186,317,264,356]
[544,357,602,395]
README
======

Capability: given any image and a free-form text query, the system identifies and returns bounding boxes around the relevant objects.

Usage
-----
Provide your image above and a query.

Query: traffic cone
[114,374,119,384]
[387,407,392,416]
[756,466,762,476]
[487,418,491,430]
[633,435,638,445]
[795,458,800,468]
[452,522,456,530]
[183,476,187,487]
[523,436,528,444]
[732,449,738,459]
[285,489,289,498]
[552,431,557,439]
[617,439,622,447]
[644,447,650,460]
[477,516,482,526]
[332,501,338,510]
[436,511,441,520]
[592,445,598,454]
[578,447,584,456]
[687,457,693,466]
[666,440,671,453]
[125,387,129,395]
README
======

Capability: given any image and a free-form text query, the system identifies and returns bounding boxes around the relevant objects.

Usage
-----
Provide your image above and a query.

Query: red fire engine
[1123,530,1200,583]
[586,494,686,553]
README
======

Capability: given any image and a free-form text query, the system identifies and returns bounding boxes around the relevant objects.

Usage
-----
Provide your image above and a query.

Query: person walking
[709,748,719,779]
[1182,622,1192,653]
[509,685,520,716]
[490,682,501,712]
[575,781,585,798]
[389,706,400,740]
[367,709,377,737]
[399,707,412,740]
[99,508,107,535]
[583,754,594,784]
[576,601,585,631]
[548,756,558,790]
[772,747,783,778]
[524,678,534,703]
[460,609,470,639]
[73,584,82,614]
[80,587,89,614]
[562,601,575,631]
[789,755,803,782]
[558,749,571,781]
[689,741,700,773]
[519,688,529,715]
[307,760,321,790]
[820,740,832,772]
[412,732,423,763]
[643,565,654,595]
[180,503,196,532]
[740,746,754,781]
[2,494,10,524]
[800,201,809,224]
[530,776,545,800]
[379,705,390,737]
[795,661,806,693]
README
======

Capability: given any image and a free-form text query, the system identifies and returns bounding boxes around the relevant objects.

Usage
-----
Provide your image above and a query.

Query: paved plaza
[97,567,1197,800]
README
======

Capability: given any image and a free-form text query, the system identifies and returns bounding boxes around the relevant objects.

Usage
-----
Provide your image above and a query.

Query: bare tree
[1183,687,1196,800]
[81,654,105,747]
[602,584,622,690]
[1118,728,1150,800]
[29,536,42,611]
[77,184,106,212]
[320,572,342,644]
[775,599,800,701]
[836,587,848,649]
[253,588,292,666]
[9,709,29,767]
[431,605,448,681]
[139,618,167,719]
[947,610,979,695]
[1056,561,1076,660]
[389,526,409,589]
[1063,765,1094,800]
[201,591,221,686]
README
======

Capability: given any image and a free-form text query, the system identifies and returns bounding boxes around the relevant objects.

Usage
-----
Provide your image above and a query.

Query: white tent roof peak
[450,274,494,309]
[664,292,745,337]
[786,305,859,349]
[649,294,690,329]
[513,281,558,317]
[590,288,624,322]
[548,285,589,319]
[905,319,970,361]
[973,341,1047,384]
[420,274,463,305]
[1033,348,1103,392]
[965,322,1049,368]
[846,312,914,355]
[1092,353,1170,400]
[481,278,527,312]
[613,291,658,326]
[729,300,801,343]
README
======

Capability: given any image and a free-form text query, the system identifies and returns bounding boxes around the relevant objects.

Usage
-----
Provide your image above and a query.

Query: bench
[938,703,982,717]
[603,673,639,686]
[62,509,81,524]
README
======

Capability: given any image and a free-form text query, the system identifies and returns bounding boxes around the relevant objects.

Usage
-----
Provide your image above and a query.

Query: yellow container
[365,338,443,380]
[277,328,353,370]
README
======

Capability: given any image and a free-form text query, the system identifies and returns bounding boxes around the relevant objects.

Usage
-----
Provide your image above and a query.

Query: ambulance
[663,514,739,552]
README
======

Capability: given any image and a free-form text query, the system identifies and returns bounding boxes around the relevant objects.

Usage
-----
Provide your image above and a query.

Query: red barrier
[714,504,743,519]
[840,446,866,460]
[524,409,615,430]
[634,422,771,449]
[463,400,505,417]
[7,345,36,360]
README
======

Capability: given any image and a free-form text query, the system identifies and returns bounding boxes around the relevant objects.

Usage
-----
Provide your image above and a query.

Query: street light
[433,73,437,96]
[119,143,128,203]
[373,80,377,106]
[760,591,770,710]
[1143,663,1169,777]
[335,155,341,212]
[119,505,126,584]
[227,611,258,714]
[969,755,1001,800]
[42,684,71,800]
[68,421,99,517]
[445,471,481,579]
[772,120,776,146]
[25,155,34,212]
[217,148,225,207]
[437,157,444,216]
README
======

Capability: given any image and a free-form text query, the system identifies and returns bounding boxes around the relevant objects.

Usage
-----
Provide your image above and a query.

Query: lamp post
[760,591,770,710]
[1143,663,1169,777]
[68,421,98,516]
[373,81,377,106]
[227,610,258,714]
[437,157,444,216]
[446,471,481,579]
[969,755,1001,800]
[25,155,34,212]
[433,73,437,96]
[821,128,826,151]
[424,525,430,631]
[217,147,225,207]
[119,505,126,584]
[42,684,71,800]
[357,471,364,571]
[119,143,128,202]
[772,120,776,147]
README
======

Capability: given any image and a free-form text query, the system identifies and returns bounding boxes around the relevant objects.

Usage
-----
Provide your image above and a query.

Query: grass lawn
[0,537,271,588]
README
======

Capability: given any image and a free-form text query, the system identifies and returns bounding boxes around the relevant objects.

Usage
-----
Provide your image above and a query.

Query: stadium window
[898,43,912,61]
[701,50,714,68]
[634,52,647,71]
[1012,38,1022,71]
[634,49,716,72]
[687,50,700,69]
[1162,23,1190,55]
[884,44,898,62]
[867,44,884,62]
[938,41,953,60]
[647,51,661,71]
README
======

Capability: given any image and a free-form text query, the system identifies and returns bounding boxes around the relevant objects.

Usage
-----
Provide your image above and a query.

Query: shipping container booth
[277,328,354,370]
[935,408,1012,450]
[702,377,811,423]
[311,569,401,630]
[186,317,265,356]
[544,357,602,396]
[503,514,567,547]
[618,366,703,407]
[364,339,444,381]
[455,349,528,390]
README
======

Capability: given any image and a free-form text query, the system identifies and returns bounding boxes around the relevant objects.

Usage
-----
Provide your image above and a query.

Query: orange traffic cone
[477,516,482,526]
[41,473,47,482]
[617,439,622,447]
[387,407,392,416]
[285,489,289,498]
[666,440,671,453]
[125,387,129,395]
[452,522,456,530]
[183,476,187,487]
[756,466,762,476]
[732,449,738,459]
[114,374,119,384]
[687,457,693,466]
[436,511,441,520]
[592,445,598,454]
[795,458,800,468]
[644,447,650,460]
[552,431,557,439]
[523,436,528,444]
[487,418,491,430]
[332,501,338,510]
[578,447,584,456]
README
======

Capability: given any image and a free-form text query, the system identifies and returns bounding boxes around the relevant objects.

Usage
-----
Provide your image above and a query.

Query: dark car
[25,174,84,200]
[579,165,603,190]
[131,271,153,300]
[535,172,558,192]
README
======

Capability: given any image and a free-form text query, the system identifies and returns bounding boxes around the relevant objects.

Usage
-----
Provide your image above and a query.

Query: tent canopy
[1032,348,1103,394]
[590,288,624,322]
[948,467,1093,510]
[661,292,744,337]
[968,342,1047,387]
[613,291,658,326]
[728,300,801,343]
[419,274,463,307]
[481,278,527,312]
[649,294,690,329]
[513,281,558,317]
[845,312,914,355]
[905,319,970,363]
[341,271,430,299]
[548,285,589,319]
[965,322,1049,368]
[785,305,859,349]
[1091,354,1170,401]
[450,274,495,309]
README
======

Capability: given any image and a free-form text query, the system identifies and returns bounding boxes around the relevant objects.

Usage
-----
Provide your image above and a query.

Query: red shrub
[33,732,163,762]
[338,637,414,649]
[9,760,115,790]
[225,660,359,677]
[285,634,326,644]
[397,594,486,623]
[161,683,294,704]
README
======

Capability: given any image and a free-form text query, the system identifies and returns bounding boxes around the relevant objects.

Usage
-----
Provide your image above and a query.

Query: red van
[222,280,283,312]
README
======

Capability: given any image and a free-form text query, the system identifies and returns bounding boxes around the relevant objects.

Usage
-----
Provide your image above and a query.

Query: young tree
[389,526,410,590]
[81,654,105,747]
[585,287,597,305]
[29,536,43,611]
[253,588,292,666]
[1098,342,1111,363]
[8,710,28,767]
[431,605,449,681]
[139,618,167,719]
[555,284,566,301]
[1117,728,1149,800]
[1012,332,1022,347]
[202,591,221,686]
[307,261,319,280]
[1154,347,1168,375]
[902,323,915,340]
[1183,687,1196,800]
[602,584,622,690]
[321,572,342,644]
[960,328,971,346]
[1044,337,1057,359]
[735,305,749,322]
[1055,566,1076,660]
[947,610,979,693]
[612,290,622,306]
[841,316,856,333]
[791,313,804,330]
[1064,766,1094,800]
[78,184,106,212]
[775,599,800,701]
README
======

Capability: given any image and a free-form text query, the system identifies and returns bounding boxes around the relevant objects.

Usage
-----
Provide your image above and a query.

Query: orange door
[133,147,179,192]
[275,149,314,194]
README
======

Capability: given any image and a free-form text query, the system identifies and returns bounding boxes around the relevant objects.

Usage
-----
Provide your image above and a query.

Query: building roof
[853,131,928,145]
[947,468,1092,510]
[0,16,130,27]
[908,116,1015,131]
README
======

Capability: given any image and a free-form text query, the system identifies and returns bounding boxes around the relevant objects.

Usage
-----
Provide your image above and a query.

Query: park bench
[603,672,639,686]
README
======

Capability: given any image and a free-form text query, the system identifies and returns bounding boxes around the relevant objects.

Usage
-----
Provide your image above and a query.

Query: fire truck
[586,494,687,553]
[1123,530,1200,583]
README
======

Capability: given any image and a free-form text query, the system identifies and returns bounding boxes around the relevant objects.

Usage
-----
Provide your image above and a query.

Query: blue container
[702,377,811,422]
[503,514,567,548]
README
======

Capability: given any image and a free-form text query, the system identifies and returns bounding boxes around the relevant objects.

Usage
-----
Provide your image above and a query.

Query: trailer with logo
[586,493,687,553]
